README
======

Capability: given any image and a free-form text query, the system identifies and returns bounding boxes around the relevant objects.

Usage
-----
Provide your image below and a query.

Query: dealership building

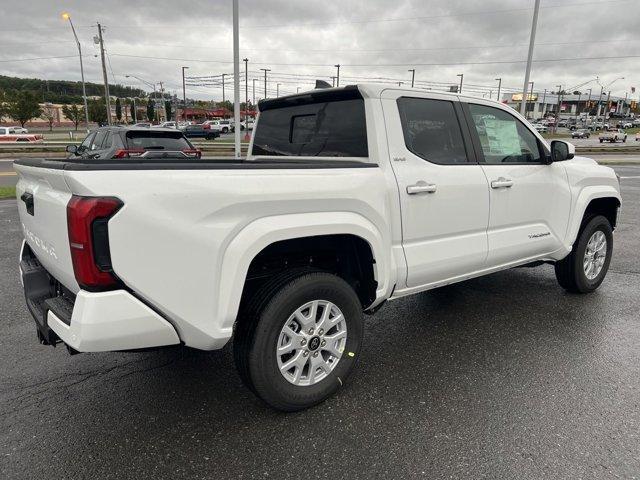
[501,92,636,120]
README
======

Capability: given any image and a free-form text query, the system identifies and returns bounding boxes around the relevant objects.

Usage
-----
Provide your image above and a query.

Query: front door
[382,91,490,289]
[463,101,571,267]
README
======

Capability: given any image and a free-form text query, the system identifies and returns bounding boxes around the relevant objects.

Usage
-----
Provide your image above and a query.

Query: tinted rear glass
[126,131,192,150]
[252,97,368,157]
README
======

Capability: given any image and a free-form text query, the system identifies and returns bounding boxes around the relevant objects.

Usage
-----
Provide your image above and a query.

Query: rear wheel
[555,215,613,293]
[234,270,363,411]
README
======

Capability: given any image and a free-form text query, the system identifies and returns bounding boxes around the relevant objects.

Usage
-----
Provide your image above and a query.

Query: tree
[87,99,107,125]
[146,100,155,122]
[115,97,122,123]
[164,100,172,122]
[129,100,137,123]
[62,104,84,131]
[41,104,56,131]
[7,91,41,127]
[0,90,6,121]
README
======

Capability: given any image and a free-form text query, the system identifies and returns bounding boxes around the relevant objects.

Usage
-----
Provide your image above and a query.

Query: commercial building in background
[502,93,635,120]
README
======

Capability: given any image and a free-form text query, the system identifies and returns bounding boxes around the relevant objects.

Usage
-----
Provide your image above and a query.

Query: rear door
[463,101,571,266]
[381,90,490,288]
[15,162,79,292]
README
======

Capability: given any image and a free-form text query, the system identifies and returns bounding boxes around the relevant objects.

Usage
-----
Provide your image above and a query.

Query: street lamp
[457,73,463,93]
[495,78,502,102]
[335,64,340,87]
[62,13,90,131]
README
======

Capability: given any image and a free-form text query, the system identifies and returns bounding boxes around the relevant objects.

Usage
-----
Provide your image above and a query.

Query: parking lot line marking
[620,176,640,179]
[0,172,17,176]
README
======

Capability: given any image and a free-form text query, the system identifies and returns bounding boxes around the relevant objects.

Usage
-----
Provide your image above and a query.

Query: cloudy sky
[1,0,638,102]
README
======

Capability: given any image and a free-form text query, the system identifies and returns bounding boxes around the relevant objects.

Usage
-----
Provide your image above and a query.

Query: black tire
[233,270,364,412]
[554,215,613,294]
[222,127,229,133]
[599,139,603,143]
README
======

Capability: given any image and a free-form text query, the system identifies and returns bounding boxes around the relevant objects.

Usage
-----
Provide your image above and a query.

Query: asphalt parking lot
[1,166,639,479]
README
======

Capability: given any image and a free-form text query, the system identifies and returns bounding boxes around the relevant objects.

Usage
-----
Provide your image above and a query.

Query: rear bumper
[20,241,180,352]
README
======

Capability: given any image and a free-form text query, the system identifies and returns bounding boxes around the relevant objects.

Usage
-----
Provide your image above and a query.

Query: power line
[109,52,640,67]
[0,54,85,63]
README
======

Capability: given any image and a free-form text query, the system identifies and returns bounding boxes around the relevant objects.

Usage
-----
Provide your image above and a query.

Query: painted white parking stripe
[620,176,640,179]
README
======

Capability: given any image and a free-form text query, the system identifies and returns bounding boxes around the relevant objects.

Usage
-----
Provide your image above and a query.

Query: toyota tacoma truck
[14,85,621,411]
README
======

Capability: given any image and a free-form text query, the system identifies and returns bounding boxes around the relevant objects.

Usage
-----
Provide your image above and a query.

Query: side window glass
[396,97,469,165]
[468,104,542,164]
[102,132,113,149]
[80,132,95,149]
[91,130,107,150]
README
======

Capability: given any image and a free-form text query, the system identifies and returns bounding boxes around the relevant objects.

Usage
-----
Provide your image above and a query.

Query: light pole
[222,73,226,103]
[457,73,463,93]
[527,81,534,119]
[495,78,502,102]
[330,76,336,87]
[260,68,270,99]
[408,69,416,88]
[277,83,281,97]
[296,87,300,93]
[232,0,240,158]
[520,0,541,116]
[252,78,256,105]
[62,13,90,131]
[586,87,592,119]
[243,58,249,108]
[181,66,188,121]
[555,84,562,132]
[335,64,340,87]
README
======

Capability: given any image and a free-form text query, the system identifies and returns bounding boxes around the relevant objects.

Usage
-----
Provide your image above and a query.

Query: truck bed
[14,157,378,171]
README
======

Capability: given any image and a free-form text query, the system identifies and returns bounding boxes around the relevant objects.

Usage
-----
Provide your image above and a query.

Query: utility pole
[596,86,604,123]
[527,81,534,119]
[222,73,226,103]
[276,83,281,97]
[495,78,502,102]
[555,84,562,133]
[586,87,592,119]
[252,78,256,105]
[96,23,111,125]
[408,69,416,88]
[181,66,189,121]
[542,88,547,116]
[330,76,336,87]
[574,91,581,122]
[232,0,241,158]
[335,64,340,87]
[457,73,463,93]
[260,68,270,99]
[243,58,249,108]
[62,13,90,131]
[605,90,611,122]
[520,0,541,116]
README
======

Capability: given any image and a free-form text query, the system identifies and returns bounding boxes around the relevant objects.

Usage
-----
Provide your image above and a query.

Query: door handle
[491,177,514,189]
[407,182,437,195]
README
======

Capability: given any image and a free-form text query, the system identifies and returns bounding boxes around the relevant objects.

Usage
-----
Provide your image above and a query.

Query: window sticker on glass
[479,117,521,156]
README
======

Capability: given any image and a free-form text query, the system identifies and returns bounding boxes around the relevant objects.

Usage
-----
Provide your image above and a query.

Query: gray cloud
[0,0,638,101]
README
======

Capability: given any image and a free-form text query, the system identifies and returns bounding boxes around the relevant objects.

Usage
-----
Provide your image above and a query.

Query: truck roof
[258,83,506,111]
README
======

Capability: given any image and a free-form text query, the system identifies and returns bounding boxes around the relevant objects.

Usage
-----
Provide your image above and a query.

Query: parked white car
[8,126,29,134]
[202,119,232,133]
[599,128,627,143]
[14,85,621,411]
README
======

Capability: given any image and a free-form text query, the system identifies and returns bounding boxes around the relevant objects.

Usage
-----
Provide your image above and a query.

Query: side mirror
[65,144,78,155]
[550,140,575,162]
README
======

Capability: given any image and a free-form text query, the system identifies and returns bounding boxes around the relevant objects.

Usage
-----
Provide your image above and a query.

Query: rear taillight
[113,148,145,158]
[67,196,123,291]
[182,148,202,158]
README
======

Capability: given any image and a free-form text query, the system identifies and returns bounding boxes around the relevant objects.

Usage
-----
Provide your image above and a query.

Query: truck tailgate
[14,163,79,293]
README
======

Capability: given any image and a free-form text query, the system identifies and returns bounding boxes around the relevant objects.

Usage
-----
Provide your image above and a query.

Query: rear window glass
[252,98,368,157]
[126,131,192,150]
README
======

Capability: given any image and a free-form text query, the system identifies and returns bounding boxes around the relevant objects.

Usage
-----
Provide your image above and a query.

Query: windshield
[126,131,193,150]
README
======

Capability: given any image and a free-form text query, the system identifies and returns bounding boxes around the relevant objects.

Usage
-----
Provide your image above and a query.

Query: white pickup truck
[14,85,621,411]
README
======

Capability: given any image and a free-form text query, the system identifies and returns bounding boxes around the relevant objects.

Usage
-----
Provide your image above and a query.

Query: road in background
[0,168,638,478]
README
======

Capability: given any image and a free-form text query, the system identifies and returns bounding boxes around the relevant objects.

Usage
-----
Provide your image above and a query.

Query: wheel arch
[565,188,621,249]
[216,212,393,332]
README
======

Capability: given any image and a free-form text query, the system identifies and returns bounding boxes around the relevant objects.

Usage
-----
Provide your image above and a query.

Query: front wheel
[554,215,613,293]
[234,270,364,411]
